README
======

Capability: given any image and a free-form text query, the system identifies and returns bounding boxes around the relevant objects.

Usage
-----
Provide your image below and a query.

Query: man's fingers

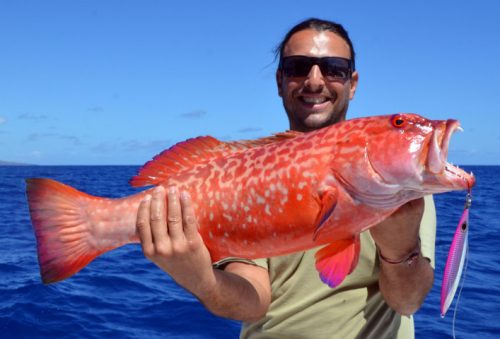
[137,194,154,257]
[150,186,169,247]
[167,186,184,240]
[180,191,199,240]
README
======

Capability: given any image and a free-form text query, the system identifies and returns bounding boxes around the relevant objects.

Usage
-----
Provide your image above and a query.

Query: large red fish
[26,113,475,287]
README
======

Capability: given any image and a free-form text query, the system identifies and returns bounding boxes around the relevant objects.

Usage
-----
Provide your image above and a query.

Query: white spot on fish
[217,224,221,229]
[265,204,271,216]
[222,202,228,210]
[209,231,214,239]
[280,196,288,205]
[223,213,233,222]
[297,194,303,201]
[256,195,265,205]
[277,182,288,195]
[303,171,313,178]
[247,215,253,223]
[243,206,250,212]
[298,182,307,189]
[265,190,270,197]
[209,212,214,221]
[224,232,229,238]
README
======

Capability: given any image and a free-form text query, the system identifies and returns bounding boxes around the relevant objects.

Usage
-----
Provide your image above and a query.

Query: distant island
[0,160,33,166]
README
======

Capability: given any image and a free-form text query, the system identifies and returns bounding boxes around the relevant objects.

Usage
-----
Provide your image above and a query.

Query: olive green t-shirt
[233,196,436,339]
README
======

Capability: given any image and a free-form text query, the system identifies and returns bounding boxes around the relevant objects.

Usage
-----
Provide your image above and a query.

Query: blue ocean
[1,165,499,338]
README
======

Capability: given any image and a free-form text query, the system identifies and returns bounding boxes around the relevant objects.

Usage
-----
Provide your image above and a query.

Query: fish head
[334,113,475,207]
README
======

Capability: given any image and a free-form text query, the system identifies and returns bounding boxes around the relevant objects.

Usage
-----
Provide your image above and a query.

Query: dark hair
[275,18,356,71]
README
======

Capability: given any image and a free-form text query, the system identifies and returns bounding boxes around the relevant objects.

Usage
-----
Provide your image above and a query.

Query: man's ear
[276,70,283,97]
[349,71,359,100]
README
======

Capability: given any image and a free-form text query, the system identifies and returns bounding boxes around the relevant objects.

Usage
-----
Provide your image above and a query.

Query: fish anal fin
[315,236,361,288]
[313,189,338,241]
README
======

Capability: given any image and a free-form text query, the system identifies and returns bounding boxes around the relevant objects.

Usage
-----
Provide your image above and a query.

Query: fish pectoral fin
[314,236,361,288]
[313,189,338,241]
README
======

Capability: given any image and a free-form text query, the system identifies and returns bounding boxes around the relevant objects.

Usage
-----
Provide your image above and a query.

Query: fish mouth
[427,119,475,189]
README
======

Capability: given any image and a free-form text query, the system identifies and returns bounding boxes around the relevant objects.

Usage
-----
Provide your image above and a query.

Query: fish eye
[391,114,406,128]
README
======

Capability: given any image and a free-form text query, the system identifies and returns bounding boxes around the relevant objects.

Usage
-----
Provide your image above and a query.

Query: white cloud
[91,139,170,153]
[238,127,262,133]
[178,110,207,119]
[87,106,104,112]
[18,113,51,122]
[27,133,81,145]
[0,117,6,124]
[31,150,43,158]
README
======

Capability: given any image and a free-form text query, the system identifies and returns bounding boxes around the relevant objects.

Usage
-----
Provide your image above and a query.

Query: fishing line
[451,235,469,339]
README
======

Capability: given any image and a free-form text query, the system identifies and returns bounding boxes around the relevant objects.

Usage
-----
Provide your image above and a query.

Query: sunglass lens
[282,57,312,77]
[281,56,352,80]
[322,60,350,80]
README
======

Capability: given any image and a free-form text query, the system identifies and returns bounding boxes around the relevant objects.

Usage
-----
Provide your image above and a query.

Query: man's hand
[135,185,271,321]
[370,198,424,261]
[369,198,433,316]
[136,185,215,296]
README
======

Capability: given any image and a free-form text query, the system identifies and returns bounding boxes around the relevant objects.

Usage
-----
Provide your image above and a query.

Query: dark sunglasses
[279,55,354,81]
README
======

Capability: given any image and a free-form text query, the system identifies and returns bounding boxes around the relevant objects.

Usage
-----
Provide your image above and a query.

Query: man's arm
[136,186,271,322]
[370,198,434,316]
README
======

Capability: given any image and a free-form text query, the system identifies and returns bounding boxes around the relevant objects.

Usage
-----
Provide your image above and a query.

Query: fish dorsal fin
[129,131,302,187]
[130,136,227,187]
[229,130,303,148]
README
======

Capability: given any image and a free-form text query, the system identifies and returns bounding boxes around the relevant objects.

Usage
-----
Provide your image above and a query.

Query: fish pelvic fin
[25,178,104,284]
[313,189,338,241]
[314,236,361,288]
[129,131,303,187]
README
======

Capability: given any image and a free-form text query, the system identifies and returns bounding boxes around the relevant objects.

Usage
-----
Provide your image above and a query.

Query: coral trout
[26,113,475,287]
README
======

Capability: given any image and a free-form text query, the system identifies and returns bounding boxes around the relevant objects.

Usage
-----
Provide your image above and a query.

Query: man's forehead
[283,29,351,59]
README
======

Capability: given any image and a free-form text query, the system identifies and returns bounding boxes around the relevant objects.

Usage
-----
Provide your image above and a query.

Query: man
[136,18,436,338]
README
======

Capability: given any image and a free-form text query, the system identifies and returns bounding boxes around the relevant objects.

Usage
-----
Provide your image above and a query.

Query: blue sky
[1,0,499,165]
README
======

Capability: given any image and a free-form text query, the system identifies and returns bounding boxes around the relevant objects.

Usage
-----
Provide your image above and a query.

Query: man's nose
[304,65,325,92]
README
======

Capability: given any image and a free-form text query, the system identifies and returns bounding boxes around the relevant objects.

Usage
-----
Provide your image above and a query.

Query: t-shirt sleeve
[213,257,269,270]
[420,195,437,269]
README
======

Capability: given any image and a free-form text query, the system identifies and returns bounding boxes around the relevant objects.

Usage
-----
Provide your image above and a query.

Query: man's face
[277,29,359,132]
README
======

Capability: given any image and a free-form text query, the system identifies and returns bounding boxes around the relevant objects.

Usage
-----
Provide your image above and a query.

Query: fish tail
[26,178,108,284]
